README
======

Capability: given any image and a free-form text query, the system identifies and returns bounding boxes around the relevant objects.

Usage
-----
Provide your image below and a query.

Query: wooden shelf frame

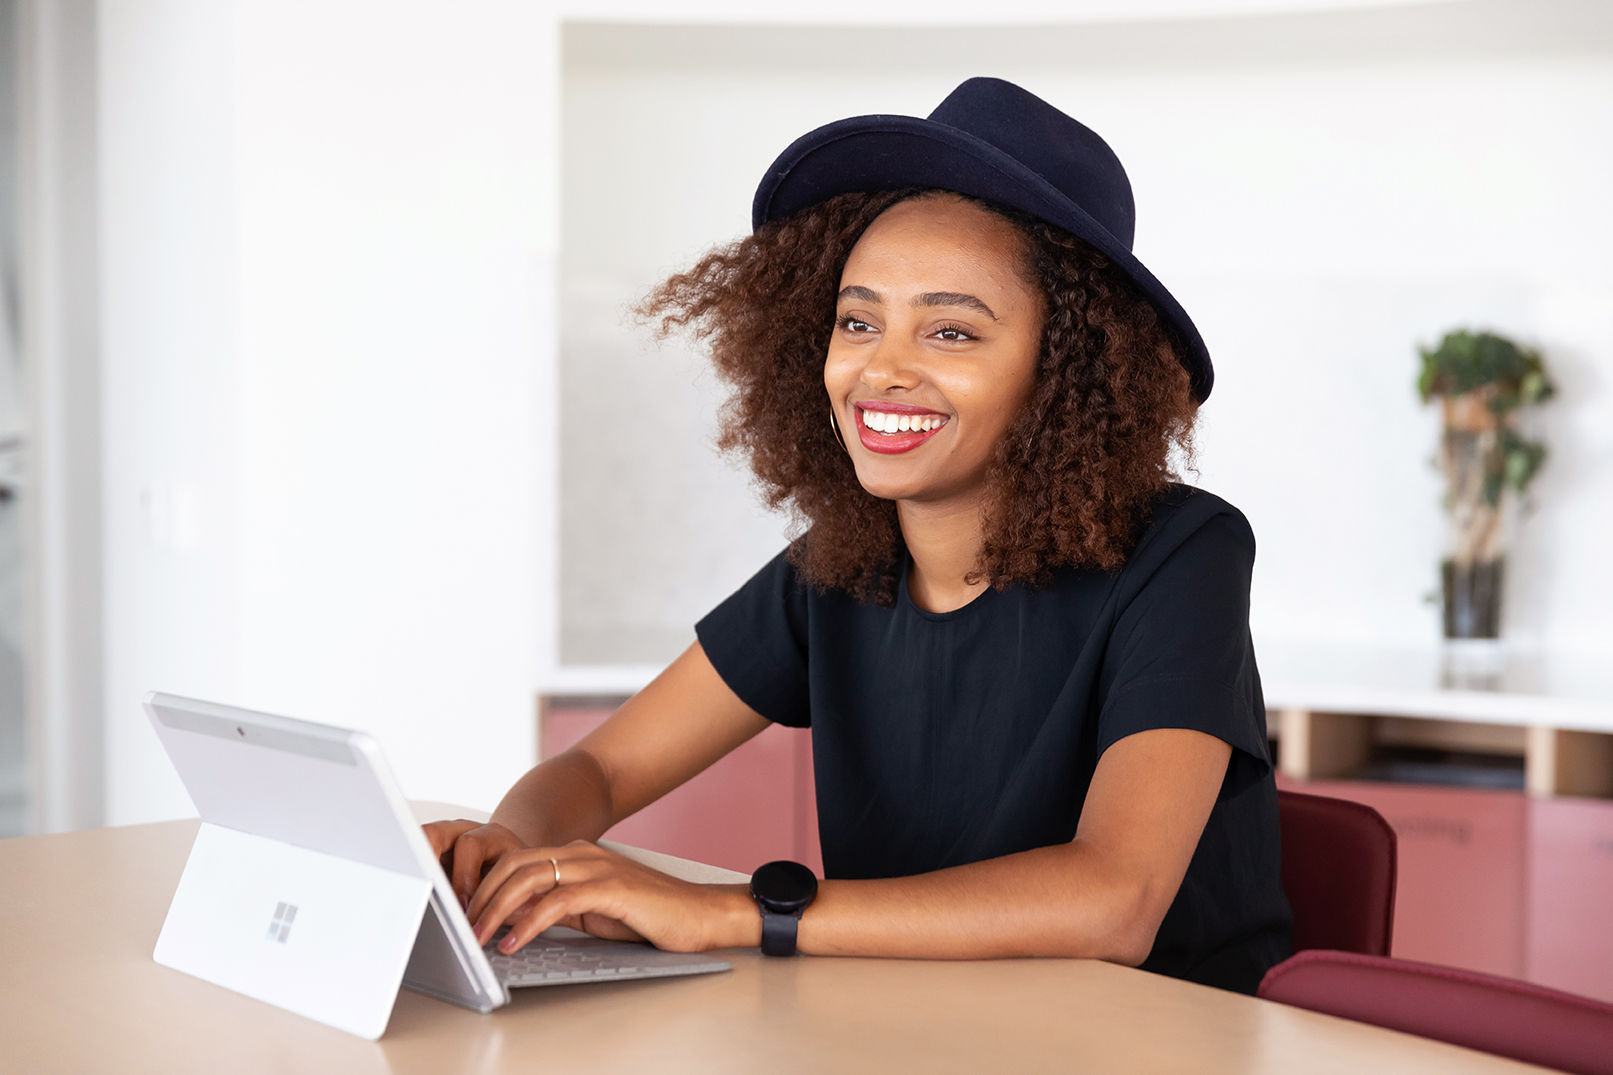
[1273,707,1613,799]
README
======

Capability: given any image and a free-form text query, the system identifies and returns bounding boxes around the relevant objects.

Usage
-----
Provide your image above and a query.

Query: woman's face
[825,195,1044,507]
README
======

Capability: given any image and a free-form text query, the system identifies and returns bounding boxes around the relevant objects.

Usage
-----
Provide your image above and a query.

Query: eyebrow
[914,291,997,320]
[836,286,998,321]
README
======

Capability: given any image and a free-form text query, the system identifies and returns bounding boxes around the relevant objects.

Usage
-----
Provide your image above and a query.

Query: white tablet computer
[144,692,730,1039]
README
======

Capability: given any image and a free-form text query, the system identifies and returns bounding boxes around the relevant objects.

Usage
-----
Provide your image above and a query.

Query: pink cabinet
[1301,780,1528,978]
[1526,796,1613,1004]
[1295,779,1613,1002]
[542,703,822,876]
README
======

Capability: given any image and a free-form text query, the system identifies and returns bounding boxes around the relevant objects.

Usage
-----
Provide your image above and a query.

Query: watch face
[750,860,818,913]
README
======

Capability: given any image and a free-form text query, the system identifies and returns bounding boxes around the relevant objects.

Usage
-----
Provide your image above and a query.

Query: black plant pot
[1442,557,1504,639]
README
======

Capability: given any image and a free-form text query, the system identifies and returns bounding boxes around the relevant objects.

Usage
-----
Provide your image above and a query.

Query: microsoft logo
[266,901,298,943]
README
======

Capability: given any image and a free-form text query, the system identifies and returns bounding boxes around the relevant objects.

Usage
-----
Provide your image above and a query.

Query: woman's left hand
[466,840,760,955]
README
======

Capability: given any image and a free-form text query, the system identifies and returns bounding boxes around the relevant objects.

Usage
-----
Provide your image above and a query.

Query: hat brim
[753,114,1212,402]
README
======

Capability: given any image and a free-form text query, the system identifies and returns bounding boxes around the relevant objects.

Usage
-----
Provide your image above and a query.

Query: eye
[836,315,876,334]
[932,322,976,342]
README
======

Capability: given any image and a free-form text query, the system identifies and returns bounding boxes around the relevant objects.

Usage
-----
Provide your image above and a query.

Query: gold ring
[549,857,561,888]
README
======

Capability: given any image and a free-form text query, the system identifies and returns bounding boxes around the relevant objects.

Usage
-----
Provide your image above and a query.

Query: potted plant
[1418,330,1554,640]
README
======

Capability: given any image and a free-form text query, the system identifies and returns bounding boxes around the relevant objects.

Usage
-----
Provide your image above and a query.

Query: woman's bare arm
[426,641,770,905]
[495,640,772,843]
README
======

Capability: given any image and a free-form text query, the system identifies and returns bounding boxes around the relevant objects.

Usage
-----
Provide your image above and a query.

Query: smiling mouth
[855,407,949,455]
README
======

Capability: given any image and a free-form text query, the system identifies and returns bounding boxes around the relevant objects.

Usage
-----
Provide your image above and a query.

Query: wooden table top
[0,819,1549,1074]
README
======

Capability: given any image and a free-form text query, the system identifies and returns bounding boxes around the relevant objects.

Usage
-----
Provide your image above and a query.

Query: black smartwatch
[750,860,818,956]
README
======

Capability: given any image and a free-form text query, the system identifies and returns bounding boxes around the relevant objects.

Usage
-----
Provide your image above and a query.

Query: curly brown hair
[638,188,1198,605]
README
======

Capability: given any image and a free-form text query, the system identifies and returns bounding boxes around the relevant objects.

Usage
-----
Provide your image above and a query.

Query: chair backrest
[1277,789,1396,956]
[1259,950,1613,1075]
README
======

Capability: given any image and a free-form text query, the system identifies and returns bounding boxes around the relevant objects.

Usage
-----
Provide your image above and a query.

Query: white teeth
[859,409,947,435]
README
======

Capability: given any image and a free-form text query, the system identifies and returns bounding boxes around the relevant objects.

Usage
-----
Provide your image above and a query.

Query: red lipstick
[853,402,949,455]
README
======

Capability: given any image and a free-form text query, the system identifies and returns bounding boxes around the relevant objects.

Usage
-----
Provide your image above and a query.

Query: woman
[427,78,1292,994]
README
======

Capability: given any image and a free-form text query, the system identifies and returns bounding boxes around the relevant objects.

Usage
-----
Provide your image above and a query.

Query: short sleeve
[1097,507,1270,795]
[695,549,812,727]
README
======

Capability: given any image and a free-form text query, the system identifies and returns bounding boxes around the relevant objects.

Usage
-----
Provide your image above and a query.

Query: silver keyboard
[484,927,732,988]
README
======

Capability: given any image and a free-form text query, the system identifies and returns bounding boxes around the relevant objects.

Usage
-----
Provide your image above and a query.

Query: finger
[467,845,590,923]
[422,819,479,859]
[472,861,564,946]
[451,833,499,908]
[577,911,645,944]
[475,853,618,946]
[508,874,658,953]
[465,848,532,923]
[494,882,616,954]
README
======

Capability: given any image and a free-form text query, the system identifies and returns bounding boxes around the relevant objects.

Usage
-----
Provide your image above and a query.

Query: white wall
[560,5,1613,666]
[86,0,1613,826]
[100,0,239,824]
[99,0,556,824]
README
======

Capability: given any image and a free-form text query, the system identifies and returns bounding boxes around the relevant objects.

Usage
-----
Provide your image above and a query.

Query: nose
[858,331,923,393]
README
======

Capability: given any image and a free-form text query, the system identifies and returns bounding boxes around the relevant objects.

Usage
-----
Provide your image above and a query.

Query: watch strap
[760,908,802,957]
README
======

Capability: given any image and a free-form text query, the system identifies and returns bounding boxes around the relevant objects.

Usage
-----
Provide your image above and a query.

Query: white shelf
[541,664,662,698]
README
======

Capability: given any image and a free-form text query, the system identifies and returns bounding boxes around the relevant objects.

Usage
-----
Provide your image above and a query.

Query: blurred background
[1,0,1610,836]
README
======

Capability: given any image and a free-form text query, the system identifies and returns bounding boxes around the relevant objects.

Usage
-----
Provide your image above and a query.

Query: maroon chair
[1259,950,1613,1075]
[1277,789,1397,956]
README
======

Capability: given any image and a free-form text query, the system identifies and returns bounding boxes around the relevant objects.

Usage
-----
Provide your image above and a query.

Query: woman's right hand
[423,819,529,910]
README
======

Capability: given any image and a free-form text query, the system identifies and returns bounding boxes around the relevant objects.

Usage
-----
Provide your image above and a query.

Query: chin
[850,463,936,503]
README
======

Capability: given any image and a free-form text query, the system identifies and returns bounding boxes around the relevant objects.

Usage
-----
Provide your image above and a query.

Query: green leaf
[1483,470,1504,507]
[1416,329,1554,409]
[1504,442,1547,493]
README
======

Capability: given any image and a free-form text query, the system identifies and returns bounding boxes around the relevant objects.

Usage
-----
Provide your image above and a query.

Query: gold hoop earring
[828,407,849,454]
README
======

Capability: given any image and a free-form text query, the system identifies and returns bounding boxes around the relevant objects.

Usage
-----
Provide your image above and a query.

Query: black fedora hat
[752,77,1212,402]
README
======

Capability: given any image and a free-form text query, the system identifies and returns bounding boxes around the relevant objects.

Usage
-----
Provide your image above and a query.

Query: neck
[898,492,990,614]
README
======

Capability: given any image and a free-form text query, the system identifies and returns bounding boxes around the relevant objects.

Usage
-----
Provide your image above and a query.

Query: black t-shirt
[696,485,1293,994]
